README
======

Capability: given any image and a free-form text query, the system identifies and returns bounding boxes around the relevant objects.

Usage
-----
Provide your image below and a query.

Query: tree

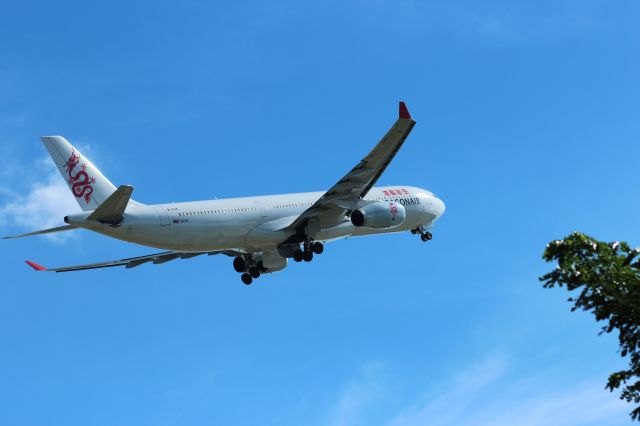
[540,232,640,420]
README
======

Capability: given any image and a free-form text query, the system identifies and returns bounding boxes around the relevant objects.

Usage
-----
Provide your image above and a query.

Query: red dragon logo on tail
[63,149,95,204]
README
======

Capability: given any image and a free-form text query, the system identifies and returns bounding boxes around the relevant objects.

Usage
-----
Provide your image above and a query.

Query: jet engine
[350,201,406,229]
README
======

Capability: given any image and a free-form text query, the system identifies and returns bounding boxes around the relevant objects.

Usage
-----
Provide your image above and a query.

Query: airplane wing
[25,249,243,272]
[285,101,416,236]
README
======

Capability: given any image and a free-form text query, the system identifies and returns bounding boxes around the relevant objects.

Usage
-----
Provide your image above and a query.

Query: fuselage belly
[97,186,444,252]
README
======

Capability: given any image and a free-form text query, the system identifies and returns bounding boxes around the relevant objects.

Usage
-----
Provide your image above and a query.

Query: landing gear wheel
[410,229,418,235]
[241,273,252,285]
[293,250,303,262]
[233,257,246,273]
[303,250,313,262]
[311,241,324,254]
[420,232,433,242]
[249,267,261,279]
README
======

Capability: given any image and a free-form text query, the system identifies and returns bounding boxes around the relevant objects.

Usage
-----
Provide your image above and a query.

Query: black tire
[293,250,303,262]
[311,242,324,254]
[303,250,313,262]
[233,256,246,273]
[410,229,417,235]
[241,273,252,285]
[249,267,261,279]
[420,233,429,242]
[425,231,433,240]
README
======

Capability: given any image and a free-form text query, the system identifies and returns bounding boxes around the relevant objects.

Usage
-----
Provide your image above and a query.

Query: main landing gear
[292,241,323,263]
[235,240,325,285]
[411,227,433,242]
[233,255,265,285]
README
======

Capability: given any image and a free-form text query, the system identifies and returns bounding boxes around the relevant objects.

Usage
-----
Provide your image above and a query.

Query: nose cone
[434,197,446,218]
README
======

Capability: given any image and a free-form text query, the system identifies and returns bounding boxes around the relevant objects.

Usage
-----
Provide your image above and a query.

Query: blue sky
[1,1,639,425]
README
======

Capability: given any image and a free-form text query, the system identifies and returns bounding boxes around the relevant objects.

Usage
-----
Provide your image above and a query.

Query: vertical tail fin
[41,136,118,211]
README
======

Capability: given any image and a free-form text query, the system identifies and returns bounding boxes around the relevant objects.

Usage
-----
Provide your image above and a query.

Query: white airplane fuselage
[67,186,444,252]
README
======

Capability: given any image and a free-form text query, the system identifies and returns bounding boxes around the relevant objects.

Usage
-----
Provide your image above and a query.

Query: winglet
[25,260,47,271]
[399,101,411,119]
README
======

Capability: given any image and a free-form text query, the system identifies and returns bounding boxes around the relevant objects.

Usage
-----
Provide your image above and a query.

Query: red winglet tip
[25,260,47,271]
[399,101,411,119]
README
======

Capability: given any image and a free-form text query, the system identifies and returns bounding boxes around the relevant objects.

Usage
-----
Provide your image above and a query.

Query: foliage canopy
[541,232,640,420]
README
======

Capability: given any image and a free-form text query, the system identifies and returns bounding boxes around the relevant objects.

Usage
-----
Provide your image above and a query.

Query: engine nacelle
[350,201,406,229]
[255,250,288,273]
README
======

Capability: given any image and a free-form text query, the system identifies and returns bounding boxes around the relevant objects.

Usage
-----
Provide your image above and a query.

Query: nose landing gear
[411,227,433,242]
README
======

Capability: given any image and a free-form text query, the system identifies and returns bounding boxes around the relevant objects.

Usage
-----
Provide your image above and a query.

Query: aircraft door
[254,200,268,221]
[154,207,172,226]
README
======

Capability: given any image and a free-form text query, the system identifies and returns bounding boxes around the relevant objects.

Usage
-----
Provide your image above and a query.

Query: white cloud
[458,3,609,42]
[0,157,81,243]
[474,382,628,426]
[320,354,630,426]
[353,1,609,43]
[387,374,627,426]
[385,353,509,426]
[323,362,385,426]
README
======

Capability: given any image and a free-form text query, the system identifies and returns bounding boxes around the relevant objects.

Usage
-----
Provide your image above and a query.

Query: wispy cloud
[472,382,628,426]
[323,362,386,426]
[457,2,609,42]
[320,353,629,426]
[0,156,81,243]
[385,353,509,426]
[354,0,610,43]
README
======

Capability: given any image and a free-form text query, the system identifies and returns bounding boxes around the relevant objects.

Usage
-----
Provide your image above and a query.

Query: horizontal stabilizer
[2,225,77,240]
[87,185,133,225]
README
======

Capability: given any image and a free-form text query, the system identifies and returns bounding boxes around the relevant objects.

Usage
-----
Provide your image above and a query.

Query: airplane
[4,102,445,285]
